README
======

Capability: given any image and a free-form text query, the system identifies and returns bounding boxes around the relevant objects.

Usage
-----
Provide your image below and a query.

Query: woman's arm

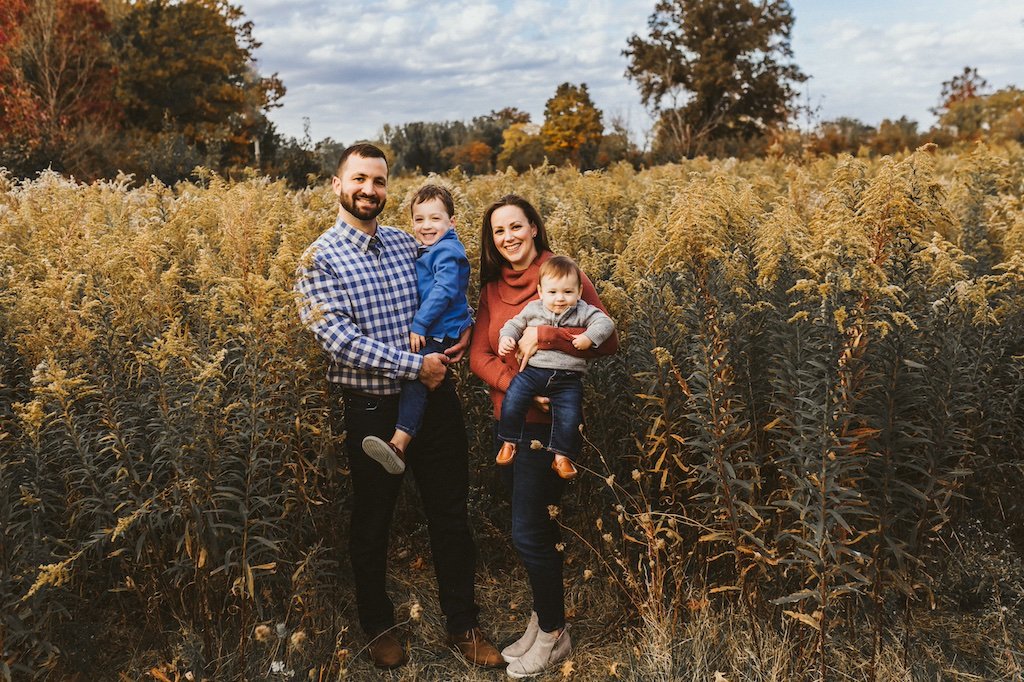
[521,271,619,360]
[469,287,516,393]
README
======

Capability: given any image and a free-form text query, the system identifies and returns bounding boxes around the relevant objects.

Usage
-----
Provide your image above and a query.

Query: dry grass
[2,145,1024,680]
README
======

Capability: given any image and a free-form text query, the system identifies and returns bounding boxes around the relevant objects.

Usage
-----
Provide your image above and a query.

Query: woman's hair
[479,194,551,285]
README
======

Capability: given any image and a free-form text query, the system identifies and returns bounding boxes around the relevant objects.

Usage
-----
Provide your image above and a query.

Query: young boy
[361,185,473,474]
[496,255,615,479]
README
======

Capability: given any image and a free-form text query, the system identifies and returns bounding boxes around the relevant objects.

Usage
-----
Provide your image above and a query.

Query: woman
[469,195,618,678]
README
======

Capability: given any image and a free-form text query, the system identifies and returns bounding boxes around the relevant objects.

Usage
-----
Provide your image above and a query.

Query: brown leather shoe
[367,631,408,669]
[496,441,516,466]
[551,457,578,480]
[448,627,505,668]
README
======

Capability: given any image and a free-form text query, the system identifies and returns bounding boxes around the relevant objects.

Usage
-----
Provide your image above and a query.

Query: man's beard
[340,191,386,221]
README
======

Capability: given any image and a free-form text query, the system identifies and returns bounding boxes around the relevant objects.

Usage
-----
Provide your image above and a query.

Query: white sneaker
[505,625,570,678]
[361,436,405,474]
[501,611,539,663]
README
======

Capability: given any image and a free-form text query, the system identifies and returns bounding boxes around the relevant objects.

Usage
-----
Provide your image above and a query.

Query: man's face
[333,154,388,221]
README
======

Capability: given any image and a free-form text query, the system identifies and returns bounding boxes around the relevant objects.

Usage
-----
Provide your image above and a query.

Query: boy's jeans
[497,365,583,457]
[395,336,457,437]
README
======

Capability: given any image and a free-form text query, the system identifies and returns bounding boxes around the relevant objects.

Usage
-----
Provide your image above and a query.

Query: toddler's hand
[410,332,426,353]
[571,334,593,350]
[498,336,516,357]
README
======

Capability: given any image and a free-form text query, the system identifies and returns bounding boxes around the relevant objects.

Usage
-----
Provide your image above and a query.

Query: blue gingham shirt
[295,217,423,395]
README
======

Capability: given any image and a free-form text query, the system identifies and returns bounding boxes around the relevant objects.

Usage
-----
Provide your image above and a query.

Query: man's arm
[295,254,424,380]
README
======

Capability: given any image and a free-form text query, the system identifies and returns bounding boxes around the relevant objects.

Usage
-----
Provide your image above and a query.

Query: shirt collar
[334,217,382,254]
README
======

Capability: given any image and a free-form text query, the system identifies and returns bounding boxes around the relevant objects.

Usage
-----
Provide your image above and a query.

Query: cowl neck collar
[495,250,552,306]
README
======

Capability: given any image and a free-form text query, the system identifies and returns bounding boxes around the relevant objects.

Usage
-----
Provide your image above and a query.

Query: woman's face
[490,205,539,271]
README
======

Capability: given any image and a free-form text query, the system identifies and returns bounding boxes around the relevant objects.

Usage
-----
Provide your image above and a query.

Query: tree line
[2,0,1022,186]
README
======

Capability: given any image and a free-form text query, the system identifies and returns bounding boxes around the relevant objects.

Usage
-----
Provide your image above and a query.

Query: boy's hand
[410,332,426,353]
[498,336,517,357]
[571,334,593,351]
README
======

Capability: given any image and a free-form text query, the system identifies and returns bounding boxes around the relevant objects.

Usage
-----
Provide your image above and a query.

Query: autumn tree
[540,82,604,168]
[497,122,546,172]
[442,139,494,174]
[870,116,920,155]
[930,67,998,142]
[1,0,119,175]
[112,0,283,169]
[0,0,39,164]
[624,0,806,160]
[808,117,874,156]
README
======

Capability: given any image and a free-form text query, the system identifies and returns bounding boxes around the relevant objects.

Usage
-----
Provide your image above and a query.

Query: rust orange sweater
[469,251,619,422]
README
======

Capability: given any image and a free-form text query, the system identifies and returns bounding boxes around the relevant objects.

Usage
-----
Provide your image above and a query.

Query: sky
[236,0,1024,146]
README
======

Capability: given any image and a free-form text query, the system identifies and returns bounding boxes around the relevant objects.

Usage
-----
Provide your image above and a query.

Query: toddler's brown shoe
[496,441,516,465]
[551,457,577,480]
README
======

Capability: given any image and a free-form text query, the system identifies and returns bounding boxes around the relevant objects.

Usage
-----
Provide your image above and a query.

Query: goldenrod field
[2,146,1023,680]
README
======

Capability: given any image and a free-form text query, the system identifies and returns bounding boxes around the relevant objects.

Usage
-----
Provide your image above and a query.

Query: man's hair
[410,184,455,217]
[479,194,551,285]
[538,255,582,289]
[336,143,388,175]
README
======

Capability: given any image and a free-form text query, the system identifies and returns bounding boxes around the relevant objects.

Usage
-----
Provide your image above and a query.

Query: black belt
[341,388,387,399]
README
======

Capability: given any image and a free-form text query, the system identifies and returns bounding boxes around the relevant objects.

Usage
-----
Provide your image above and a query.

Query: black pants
[336,380,480,636]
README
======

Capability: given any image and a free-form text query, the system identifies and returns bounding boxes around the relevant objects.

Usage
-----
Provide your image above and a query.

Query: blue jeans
[395,336,456,438]
[335,380,480,636]
[497,422,567,632]
[498,366,583,458]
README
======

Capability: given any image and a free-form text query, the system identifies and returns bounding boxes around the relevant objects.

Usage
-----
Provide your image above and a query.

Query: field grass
[2,145,1023,680]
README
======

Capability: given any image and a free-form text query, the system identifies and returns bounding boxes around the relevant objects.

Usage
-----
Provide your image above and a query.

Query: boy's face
[538,273,581,314]
[411,197,455,246]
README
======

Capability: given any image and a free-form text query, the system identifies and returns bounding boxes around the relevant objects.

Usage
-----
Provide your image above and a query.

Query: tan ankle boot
[501,611,539,663]
[505,625,570,678]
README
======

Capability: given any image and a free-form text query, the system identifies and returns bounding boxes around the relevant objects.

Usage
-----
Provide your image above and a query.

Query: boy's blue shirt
[412,228,473,339]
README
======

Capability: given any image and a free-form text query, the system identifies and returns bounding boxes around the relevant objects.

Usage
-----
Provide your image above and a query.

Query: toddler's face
[411,197,454,246]
[538,273,581,314]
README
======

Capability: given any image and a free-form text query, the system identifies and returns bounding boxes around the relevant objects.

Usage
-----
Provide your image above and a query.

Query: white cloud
[793,0,1024,127]
[241,0,1024,144]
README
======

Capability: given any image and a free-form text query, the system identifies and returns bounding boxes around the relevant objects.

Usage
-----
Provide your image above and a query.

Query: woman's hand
[410,332,426,353]
[532,395,550,413]
[517,327,539,371]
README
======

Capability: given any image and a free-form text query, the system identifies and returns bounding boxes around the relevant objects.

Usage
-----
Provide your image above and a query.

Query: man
[295,143,502,669]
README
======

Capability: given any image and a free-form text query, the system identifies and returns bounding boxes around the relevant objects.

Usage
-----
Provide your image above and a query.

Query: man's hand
[517,327,539,370]
[532,396,550,413]
[419,352,449,390]
[444,325,472,363]
[571,333,593,350]
[410,332,426,353]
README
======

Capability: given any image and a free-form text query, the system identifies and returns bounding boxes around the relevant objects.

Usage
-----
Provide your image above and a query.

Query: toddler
[496,255,615,479]
[362,185,472,474]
